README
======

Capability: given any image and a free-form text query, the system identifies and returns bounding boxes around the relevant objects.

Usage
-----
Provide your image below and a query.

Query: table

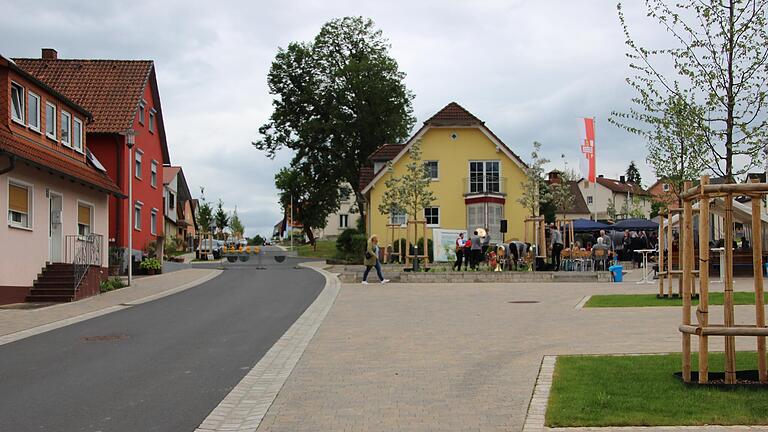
[710,247,726,284]
[635,249,657,284]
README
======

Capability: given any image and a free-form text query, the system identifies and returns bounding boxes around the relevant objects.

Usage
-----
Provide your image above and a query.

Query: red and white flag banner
[579,118,596,183]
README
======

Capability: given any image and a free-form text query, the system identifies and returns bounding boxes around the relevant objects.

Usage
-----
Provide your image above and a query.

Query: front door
[49,193,63,262]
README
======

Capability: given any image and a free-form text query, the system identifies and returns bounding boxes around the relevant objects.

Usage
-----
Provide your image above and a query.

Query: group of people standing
[452,230,491,271]
[548,225,658,271]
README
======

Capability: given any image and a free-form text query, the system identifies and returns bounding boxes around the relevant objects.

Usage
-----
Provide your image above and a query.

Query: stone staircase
[26,263,78,302]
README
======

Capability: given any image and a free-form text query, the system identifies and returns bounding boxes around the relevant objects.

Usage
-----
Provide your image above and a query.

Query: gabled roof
[595,177,650,196]
[13,55,171,164]
[162,166,180,186]
[369,144,405,161]
[0,127,122,197]
[424,102,483,126]
[361,102,527,194]
[359,166,375,191]
[567,181,590,214]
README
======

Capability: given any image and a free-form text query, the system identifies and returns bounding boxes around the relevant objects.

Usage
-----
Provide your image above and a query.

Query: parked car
[198,239,223,259]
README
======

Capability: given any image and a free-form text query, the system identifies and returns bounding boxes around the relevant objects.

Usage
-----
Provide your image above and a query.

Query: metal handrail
[65,234,103,291]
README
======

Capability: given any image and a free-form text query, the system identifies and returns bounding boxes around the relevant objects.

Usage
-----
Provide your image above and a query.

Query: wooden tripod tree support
[404,220,429,267]
[678,175,768,384]
[556,218,575,247]
[524,217,546,270]
[385,223,406,264]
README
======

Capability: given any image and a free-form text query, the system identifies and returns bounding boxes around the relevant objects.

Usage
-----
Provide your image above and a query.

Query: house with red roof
[0,55,123,304]
[163,165,196,250]
[576,175,652,220]
[15,49,171,269]
[360,102,529,250]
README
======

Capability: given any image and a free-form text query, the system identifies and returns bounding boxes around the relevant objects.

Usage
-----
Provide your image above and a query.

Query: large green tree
[254,16,415,223]
[517,141,551,218]
[214,199,229,239]
[275,160,349,247]
[196,187,214,234]
[626,161,642,185]
[613,0,768,183]
[229,207,245,238]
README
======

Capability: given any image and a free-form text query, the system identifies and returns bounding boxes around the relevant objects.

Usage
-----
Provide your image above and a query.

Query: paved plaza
[256,269,764,432]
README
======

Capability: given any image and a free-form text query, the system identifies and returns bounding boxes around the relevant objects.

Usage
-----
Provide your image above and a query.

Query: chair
[561,248,572,271]
[593,248,608,271]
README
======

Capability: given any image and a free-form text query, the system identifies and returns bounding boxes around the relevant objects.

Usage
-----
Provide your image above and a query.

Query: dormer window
[73,118,84,153]
[10,82,24,124]
[138,101,146,125]
[27,92,40,132]
[45,102,57,140]
[60,111,72,146]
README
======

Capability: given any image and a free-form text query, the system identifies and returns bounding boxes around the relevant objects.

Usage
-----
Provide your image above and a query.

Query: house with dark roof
[15,49,171,267]
[360,102,529,251]
[0,54,123,304]
[576,174,652,220]
[546,171,591,220]
[162,166,197,250]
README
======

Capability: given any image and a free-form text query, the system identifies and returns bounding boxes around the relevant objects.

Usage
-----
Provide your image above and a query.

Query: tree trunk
[354,190,367,235]
[304,226,316,247]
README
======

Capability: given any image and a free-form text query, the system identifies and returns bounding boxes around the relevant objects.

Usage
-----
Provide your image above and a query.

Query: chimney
[42,48,58,60]
[620,175,626,183]
[548,171,561,184]
[598,174,604,178]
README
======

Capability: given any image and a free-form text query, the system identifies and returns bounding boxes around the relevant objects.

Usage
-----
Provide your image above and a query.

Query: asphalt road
[0,252,324,432]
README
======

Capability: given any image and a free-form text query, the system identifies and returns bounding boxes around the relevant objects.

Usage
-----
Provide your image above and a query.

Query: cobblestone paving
[0,268,221,343]
[256,270,764,432]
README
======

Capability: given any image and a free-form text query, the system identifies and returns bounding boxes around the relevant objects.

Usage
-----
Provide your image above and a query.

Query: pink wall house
[0,55,122,304]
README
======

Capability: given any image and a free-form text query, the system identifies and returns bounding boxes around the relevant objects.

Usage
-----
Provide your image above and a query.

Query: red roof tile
[359,167,374,192]
[424,102,483,126]
[0,127,123,197]
[13,58,153,134]
[369,144,405,161]
[596,177,650,196]
[162,166,180,185]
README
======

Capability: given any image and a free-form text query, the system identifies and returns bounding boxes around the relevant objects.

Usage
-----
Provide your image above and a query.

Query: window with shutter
[77,203,92,236]
[8,182,31,228]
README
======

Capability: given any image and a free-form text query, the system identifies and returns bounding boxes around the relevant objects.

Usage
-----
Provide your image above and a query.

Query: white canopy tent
[666,197,768,250]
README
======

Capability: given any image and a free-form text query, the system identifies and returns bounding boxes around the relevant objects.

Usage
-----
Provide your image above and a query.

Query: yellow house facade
[361,102,529,251]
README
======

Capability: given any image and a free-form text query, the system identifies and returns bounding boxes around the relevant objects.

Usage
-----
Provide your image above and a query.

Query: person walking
[463,235,472,271]
[362,234,390,284]
[453,232,466,271]
[550,223,564,271]
[470,230,482,270]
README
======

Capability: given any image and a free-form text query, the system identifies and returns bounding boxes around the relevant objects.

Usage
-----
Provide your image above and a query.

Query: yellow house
[361,102,529,251]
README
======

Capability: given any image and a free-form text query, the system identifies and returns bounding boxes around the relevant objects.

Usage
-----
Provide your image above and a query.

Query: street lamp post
[125,128,136,286]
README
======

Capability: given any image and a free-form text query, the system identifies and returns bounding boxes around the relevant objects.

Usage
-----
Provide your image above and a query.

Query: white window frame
[662,183,670,192]
[390,209,407,226]
[339,214,349,229]
[134,201,143,231]
[73,118,84,153]
[587,196,594,204]
[150,208,158,235]
[76,200,94,237]
[168,190,175,210]
[468,160,501,194]
[60,111,72,147]
[7,177,33,230]
[138,101,146,125]
[10,81,24,125]
[425,160,439,180]
[27,91,41,132]
[45,101,57,140]
[148,109,156,133]
[135,150,143,179]
[424,207,440,227]
[150,160,158,188]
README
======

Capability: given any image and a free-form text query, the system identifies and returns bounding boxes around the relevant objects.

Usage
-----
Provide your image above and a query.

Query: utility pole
[290,194,294,251]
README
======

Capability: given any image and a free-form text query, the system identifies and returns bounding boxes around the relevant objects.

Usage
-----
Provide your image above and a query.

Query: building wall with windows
[365,124,527,246]
[1,164,109,288]
[315,186,360,239]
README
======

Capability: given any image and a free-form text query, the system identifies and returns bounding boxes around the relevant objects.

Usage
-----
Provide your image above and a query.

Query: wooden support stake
[698,176,710,383]
[724,193,737,384]
[659,213,666,297]
[668,212,674,298]
[751,182,767,383]
[682,181,693,383]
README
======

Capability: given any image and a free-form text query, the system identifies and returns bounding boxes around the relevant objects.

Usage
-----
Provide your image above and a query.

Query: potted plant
[108,247,123,276]
[139,258,162,275]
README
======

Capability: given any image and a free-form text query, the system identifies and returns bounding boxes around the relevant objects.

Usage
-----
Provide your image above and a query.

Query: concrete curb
[195,261,341,432]
[0,269,222,347]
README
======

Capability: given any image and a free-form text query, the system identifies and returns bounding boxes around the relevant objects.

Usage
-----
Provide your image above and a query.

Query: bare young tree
[613,0,768,183]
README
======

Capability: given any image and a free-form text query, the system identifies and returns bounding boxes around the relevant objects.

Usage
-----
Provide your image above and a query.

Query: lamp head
[125,128,136,149]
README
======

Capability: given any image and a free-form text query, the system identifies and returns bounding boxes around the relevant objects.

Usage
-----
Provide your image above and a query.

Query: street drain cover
[508,300,540,304]
[81,335,129,342]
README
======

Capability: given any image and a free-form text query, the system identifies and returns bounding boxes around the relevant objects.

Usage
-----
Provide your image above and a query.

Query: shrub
[335,228,360,254]
[99,277,126,293]
[140,258,162,271]
[349,234,368,263]
[410,237,434,263]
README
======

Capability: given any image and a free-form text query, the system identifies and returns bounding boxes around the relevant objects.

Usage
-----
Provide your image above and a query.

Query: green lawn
[295,240,338,259]
[585,292,767,308]
[547,352,768,427]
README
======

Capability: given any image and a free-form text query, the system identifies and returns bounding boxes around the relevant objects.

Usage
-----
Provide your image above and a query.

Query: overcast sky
[3,0,676,237]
